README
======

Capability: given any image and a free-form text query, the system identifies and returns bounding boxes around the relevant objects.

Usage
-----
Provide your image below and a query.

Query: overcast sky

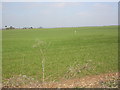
[2,2,118,28]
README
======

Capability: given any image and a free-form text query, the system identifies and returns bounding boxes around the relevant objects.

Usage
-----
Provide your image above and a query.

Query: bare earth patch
[3,72,119,88]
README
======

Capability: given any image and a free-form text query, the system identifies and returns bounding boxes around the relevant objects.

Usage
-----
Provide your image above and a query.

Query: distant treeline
[2,26,43,30]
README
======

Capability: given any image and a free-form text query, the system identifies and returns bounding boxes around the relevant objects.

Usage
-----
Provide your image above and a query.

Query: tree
[9,26,15,29]
[39,27,43,29]
[30,27,33,29]
[5,26,15,30]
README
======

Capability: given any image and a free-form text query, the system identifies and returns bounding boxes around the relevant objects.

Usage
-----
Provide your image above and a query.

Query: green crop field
[2,26,118,83]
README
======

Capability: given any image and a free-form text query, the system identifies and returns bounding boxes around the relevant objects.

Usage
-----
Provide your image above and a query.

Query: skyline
[2,2,118,28]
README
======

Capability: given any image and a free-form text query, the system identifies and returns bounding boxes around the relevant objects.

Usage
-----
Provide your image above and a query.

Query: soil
[6,72,118,88]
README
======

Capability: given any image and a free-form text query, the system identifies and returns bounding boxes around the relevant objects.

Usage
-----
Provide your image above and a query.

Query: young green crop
[2,26,118,82]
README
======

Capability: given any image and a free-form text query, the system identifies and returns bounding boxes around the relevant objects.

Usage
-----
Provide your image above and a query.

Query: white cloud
[53,3,66,8]
[76,3,118,26]
[42,9,52,14]
[92,3,114,12]
[2,0,119,2]
[18,2,82,9]
[0,3,2,29]
[93,3,111,7]
[2,2,118,28]
[52,2,81,8]
[77,12,90,17]
[0,3,2,9]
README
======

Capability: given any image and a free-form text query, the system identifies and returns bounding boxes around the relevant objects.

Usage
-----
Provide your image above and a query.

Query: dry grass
[3,72,119,88]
